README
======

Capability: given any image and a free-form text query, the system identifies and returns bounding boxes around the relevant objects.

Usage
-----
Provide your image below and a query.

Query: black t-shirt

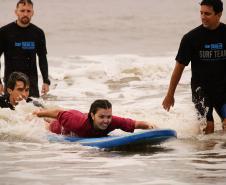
[0,22,50,97]
[176,23,226,92]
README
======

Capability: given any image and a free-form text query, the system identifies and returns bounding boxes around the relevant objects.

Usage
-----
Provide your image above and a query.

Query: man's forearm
[167,62,185,97]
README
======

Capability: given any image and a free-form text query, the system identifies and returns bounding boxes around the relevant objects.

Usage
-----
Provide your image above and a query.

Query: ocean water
[1,0,226,185]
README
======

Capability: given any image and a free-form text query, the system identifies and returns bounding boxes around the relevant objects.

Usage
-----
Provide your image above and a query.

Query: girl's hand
[148,123,157,129]
[32,109,43,117]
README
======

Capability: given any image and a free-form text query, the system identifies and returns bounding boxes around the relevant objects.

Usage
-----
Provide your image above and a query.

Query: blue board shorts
[221,104,226,119]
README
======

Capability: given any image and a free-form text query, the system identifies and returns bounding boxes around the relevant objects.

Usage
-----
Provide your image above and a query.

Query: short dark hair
[16,0,33,7]
[200,0,223,14]
[88,99,112,124]
[7,72,30,90]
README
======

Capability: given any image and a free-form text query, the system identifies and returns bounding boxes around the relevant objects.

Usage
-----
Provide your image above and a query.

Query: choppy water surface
[1,137,226,185]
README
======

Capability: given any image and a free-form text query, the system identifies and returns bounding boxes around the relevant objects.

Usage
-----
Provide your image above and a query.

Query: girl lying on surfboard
[33,99,156,138]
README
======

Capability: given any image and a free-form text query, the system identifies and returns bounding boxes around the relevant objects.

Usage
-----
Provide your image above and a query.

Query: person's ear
[15,9,18,17]
[217,12,222,18]
[7,88,13,95]
[91,112,94,120]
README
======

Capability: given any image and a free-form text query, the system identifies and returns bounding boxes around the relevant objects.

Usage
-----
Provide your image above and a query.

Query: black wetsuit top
[0,95,14,110]
[0,95,33,110]
[0,22,50,97]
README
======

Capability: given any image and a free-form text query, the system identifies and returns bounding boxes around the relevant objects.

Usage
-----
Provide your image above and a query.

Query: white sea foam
[0,101,48,142]
[1,54,206,141]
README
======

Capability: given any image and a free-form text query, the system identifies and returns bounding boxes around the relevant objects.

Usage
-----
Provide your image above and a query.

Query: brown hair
[16,0,33,7]
[200,0,223,14]
[7,72,30,91]
[88,99,112,124]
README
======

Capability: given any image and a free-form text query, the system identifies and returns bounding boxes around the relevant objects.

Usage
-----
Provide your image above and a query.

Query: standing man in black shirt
[0,0,50,98]
[162,0,226,134]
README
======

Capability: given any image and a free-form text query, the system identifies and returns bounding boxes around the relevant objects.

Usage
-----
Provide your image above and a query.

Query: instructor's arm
[162,61,185,111]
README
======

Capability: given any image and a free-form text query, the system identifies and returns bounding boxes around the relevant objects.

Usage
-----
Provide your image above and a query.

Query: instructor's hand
[41,83,49,95]
[162,95,174,111]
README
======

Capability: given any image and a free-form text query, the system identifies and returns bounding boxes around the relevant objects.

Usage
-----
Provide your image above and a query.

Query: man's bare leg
[203,121,214,134]
[222,118,226,131]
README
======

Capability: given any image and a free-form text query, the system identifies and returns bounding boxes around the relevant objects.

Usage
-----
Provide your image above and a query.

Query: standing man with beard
[0,0,50,98]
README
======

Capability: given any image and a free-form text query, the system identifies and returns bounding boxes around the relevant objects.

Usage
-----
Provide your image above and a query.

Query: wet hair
[200,0,223,14]
[88,99,112,124]
[16,0,33,7]
[7,72,30,91]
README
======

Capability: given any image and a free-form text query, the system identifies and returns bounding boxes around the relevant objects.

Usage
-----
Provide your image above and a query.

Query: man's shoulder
[0,95,14,109]
[0,95,9,102]
[0,95,6,101]
[0,22,16,32]
[185,25,203,36]
[181,25,203,41]
[219,23,226,30]
[29,23,45,34]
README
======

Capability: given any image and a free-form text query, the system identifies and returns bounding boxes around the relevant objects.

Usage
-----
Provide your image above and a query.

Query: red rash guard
[49,110,136,137]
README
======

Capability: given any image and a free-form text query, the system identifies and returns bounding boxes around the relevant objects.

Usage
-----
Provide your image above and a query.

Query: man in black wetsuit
[0,72,32,110]
[0,0,50,98]
[162,0,226,134]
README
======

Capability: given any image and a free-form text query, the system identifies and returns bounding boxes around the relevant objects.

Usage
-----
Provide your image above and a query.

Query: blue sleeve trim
[221,104,226,118]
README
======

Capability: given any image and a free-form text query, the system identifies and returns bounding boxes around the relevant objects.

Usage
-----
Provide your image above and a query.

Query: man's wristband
[44,79,51,85]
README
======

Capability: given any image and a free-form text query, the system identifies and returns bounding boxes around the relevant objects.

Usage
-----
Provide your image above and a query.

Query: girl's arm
[33,108,64,118]
[134,121,156,129]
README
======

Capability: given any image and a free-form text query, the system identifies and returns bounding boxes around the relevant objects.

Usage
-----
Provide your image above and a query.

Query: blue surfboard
[48,129,177,149]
